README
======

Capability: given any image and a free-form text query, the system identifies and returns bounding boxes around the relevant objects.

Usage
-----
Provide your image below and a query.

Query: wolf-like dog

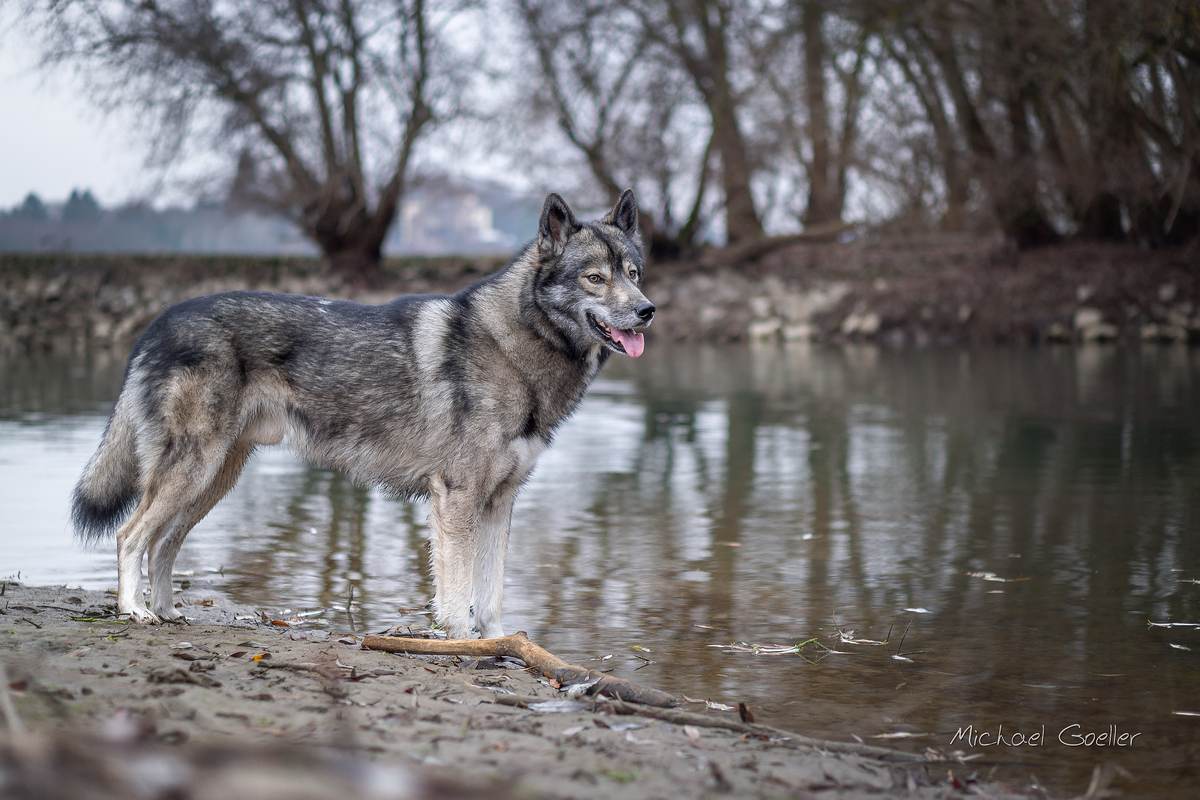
[72,190,654,638]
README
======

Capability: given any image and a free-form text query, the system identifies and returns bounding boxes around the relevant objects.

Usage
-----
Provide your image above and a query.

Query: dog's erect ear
[603,188,639,237]
[538,193,578,256]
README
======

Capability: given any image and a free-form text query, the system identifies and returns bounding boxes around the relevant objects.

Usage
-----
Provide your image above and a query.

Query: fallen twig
[491,693,922,762]
[361,631,677,707]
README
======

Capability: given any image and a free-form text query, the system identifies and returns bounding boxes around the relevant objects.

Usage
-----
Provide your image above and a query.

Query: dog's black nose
[636,302,656,321]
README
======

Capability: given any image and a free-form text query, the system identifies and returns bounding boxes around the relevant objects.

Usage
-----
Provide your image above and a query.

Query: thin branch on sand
[491,693,923,763]
[361,631,677,708]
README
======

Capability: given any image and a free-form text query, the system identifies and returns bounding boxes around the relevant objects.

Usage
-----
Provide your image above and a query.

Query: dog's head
[532,189,655,358]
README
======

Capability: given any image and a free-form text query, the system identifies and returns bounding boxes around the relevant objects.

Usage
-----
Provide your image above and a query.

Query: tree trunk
[941,149,971,230]
[326,243,384,287]
[1077,0,1131,242]
[306,189,389,287]
[710,92,763,244]
[996,89,1060,248]
[801,2,839,227]
[992,0,1059,248]
[1079,192,1125,241]
[889,33,969,229]
[311,213,386,287]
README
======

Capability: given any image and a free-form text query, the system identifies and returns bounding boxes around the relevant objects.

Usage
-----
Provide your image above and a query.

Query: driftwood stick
[360,631,677,708]
[492,693,923,763]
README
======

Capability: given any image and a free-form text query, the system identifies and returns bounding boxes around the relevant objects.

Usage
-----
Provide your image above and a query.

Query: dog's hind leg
[472,488,516,639]
[118,478,205,624]
[148,437,255,620]
[114,497,160,623]
[428,475,481,639]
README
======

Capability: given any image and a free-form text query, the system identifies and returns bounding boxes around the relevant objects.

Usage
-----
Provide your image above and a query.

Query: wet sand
[0,582,1034,799]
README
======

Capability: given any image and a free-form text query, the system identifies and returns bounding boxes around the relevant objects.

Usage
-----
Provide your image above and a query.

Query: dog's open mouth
[588,313,645,358]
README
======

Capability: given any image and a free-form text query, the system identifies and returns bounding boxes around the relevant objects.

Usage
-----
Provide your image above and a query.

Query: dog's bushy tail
[72,393,140,540]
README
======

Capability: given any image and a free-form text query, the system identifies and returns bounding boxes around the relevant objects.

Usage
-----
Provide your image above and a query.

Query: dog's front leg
[428,476,480,638]
[472,489,516,639]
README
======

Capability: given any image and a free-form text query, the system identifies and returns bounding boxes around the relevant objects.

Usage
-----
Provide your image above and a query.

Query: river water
[2,343,1197,795]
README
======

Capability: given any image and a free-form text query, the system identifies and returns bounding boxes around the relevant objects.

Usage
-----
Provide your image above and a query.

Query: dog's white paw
[123,605,161,624]
[155,606,185,623]
[436,615,476,639]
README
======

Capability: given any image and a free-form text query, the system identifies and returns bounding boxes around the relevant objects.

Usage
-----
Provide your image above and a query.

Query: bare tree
[623,0,766,244]
[513,0,714,253]
[754,1,874,228]
[876,0,1199,246]
[27,0,473,281]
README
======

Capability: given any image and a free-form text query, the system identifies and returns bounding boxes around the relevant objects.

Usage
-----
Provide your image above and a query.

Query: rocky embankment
[1,235,1197,354]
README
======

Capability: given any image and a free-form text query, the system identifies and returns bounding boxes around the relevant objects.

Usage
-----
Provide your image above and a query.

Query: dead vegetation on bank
[2,235,1197,356]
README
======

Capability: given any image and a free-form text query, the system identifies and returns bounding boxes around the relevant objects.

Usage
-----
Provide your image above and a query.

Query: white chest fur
[509,435,546,480]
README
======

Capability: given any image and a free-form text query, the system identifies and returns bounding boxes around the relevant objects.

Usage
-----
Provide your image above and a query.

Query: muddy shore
[0,582,1037,799]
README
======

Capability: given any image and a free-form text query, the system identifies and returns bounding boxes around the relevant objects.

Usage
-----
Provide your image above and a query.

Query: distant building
[390,177,539,255]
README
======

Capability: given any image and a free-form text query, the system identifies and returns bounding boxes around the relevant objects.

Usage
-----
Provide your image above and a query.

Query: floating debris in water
[903,608,931,614]
[708,637,826,656]
[966,571,1030,583]
[1147,620,1200,629]
[1169,643,1192,651]
[839,628,890,646]
[1172,711,1200,717]
[705,700,735,711]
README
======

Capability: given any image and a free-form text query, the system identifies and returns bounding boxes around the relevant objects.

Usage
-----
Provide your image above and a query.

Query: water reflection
[1,343,1198,795]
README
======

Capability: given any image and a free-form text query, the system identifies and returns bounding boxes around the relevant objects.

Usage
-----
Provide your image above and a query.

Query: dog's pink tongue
[611,328,645,358]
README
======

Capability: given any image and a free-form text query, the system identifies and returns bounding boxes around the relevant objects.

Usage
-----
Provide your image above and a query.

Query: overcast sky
[0,8,151,208]
[0,5,524,211]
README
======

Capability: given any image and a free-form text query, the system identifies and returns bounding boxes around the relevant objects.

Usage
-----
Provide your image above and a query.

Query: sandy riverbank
[0,582,1038,799]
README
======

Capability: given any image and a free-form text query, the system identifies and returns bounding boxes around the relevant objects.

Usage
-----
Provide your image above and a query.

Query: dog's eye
[628,269,639,281]
[586,274,604,285]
